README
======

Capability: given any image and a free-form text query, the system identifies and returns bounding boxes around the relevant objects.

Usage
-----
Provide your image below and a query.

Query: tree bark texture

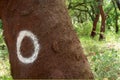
[0,0,94,79]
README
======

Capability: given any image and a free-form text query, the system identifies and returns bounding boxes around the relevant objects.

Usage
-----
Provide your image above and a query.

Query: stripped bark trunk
[91,0,106,40]
[91,14,100,37]
[99,4,106,40]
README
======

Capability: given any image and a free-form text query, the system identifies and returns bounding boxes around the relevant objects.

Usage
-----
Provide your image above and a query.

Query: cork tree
[0,0,94,79]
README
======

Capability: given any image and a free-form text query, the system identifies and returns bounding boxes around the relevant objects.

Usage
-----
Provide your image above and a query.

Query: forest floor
[80,31,120,80]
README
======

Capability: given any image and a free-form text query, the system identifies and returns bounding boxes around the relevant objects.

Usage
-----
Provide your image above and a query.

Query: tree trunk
[116,0,120,10]
[99,4,106,40]
[113,0,119,33]
[91,0,106,40]
[0,0,94,79]
[91,14,100,37]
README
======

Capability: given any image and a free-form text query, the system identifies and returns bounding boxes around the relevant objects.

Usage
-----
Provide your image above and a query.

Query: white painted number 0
[16,30,40,64]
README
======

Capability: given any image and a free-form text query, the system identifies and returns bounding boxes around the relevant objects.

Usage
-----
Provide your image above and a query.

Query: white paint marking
[16,30,40,64]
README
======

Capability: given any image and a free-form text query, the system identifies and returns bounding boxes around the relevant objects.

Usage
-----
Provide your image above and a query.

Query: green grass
[80,35,120,79]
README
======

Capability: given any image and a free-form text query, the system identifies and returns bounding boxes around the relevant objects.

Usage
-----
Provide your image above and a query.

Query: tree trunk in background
[116,0,120,10]
[0,0,93,79]
[91,14,100,37]
[99,4,106,40]
[113,0,119,33]
[91,0,106,40]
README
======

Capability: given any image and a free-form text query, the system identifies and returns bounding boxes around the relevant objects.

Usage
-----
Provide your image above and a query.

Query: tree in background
[90,0,106,40]
[113,0,120,33]
[68,0,106,40]
[67,0,120,39]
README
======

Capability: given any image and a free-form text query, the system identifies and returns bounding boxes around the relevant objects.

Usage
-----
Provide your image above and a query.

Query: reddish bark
[0,0,94,79]
[91,14,100,37]
[99,3,106,40]
[91,0,106,40]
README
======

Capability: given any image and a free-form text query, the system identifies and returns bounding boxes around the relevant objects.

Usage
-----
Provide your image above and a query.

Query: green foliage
[0,29,8,58]
[91,49,120,79]
[68,0,120,33]
[74,20,92,37]
[0,58,12,80]
[0,20,2,29]
[0,76,12,80]
[0,20,12,80]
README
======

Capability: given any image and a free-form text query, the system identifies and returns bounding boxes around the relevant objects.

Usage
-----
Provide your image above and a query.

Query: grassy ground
[0,56,12,80]
[0,23,120,79]
[80,35,120,80]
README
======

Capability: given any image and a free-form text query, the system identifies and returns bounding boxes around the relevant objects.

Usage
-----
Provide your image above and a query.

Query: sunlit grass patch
[0,28,12,80]
[0,56,12,80]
